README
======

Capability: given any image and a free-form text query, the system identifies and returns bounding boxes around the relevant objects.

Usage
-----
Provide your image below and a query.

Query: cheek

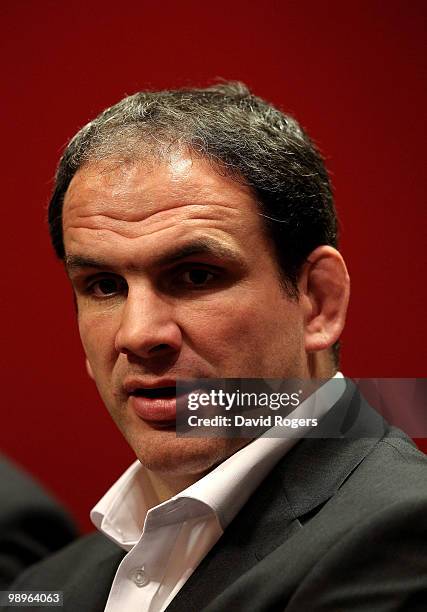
[181,296,255,340]
[77,312,118,368]
[181,290,300,361]
[77,314,123,413]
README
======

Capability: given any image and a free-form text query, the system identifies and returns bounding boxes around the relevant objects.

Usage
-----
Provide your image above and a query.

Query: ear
[85,357,95,380]
[298,246,350,353]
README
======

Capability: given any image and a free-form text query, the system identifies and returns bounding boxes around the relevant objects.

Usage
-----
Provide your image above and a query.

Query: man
[9,82,427,610]
[0,455,77,588]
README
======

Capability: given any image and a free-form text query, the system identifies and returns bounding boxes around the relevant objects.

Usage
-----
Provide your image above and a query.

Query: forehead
[61,152,277,272]
[63,153,260,228]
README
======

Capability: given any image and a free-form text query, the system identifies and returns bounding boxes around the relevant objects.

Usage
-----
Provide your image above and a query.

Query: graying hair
[49,82,337,272]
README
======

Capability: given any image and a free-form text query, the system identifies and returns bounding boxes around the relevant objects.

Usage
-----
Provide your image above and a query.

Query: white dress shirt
[91,374,345,612]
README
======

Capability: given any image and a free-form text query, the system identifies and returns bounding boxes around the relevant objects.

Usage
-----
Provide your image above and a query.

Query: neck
[308,350,336,378]
[144,468,204,504]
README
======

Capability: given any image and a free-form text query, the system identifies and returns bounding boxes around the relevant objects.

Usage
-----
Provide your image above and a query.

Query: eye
[88,276,126,297]
[180,268,216,287]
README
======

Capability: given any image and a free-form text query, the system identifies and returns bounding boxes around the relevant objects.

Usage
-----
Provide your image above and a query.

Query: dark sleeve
[0,456,78,588]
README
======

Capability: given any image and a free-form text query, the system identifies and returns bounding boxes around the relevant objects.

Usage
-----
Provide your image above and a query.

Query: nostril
[149,344,172,353]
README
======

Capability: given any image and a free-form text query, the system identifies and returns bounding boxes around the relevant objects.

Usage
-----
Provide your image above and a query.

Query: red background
[1,1,426,532]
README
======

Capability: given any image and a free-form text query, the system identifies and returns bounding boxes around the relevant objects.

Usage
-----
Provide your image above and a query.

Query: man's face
[62,152,309,480]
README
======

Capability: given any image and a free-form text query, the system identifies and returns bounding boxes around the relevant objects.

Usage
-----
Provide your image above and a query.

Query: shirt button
[130,566,150,588]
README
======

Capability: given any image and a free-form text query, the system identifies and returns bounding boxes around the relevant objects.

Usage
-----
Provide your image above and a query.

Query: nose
[114,287,182,359]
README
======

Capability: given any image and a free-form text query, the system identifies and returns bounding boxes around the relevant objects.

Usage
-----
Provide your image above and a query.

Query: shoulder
[0,456,76,523]
[12,531,123,586]
[344,428,427,502]
[309,428,427,525]
[0,456,77,587]
[289,431,427,609]
[8,533,124,612]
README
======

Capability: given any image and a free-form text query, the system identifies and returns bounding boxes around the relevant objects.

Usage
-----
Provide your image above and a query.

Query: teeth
[133,387,176,398]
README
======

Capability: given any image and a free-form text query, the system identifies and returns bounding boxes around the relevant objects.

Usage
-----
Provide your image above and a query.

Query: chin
[130,429,246,478]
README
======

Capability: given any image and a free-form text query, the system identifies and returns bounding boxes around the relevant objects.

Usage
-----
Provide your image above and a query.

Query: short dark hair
[48,81,339,360]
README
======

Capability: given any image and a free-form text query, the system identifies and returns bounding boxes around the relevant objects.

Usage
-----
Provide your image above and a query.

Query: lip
[124,377,207,426]
[124,378,177,425]
[129,395,178,425]
[123,378,177,395]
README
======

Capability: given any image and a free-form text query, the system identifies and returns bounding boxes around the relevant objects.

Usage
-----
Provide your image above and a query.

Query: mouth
[131,386,176,399]
[127,383,178,427]
[124,379,207,428]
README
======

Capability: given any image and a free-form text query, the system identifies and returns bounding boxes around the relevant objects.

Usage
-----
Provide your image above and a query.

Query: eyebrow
[64,238,244,273]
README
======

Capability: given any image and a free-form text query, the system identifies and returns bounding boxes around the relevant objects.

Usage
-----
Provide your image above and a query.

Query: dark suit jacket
[7,383,427,611]
[0,456,77,588]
